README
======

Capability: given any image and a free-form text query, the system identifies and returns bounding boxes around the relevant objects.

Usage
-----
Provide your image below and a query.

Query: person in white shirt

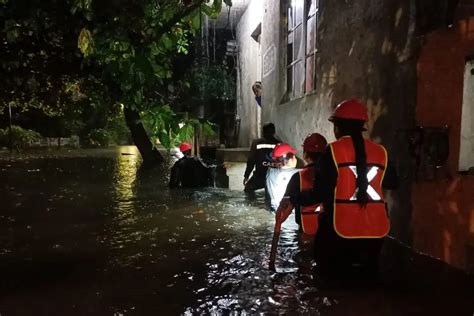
[266,143,299,211]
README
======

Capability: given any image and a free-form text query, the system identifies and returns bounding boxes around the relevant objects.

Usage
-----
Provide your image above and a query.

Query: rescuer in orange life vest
[285,99,399,273]
[274,133,327,237]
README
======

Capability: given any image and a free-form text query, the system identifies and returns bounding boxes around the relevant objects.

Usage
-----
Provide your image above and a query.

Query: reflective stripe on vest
[330,137,389,239]
[299,167,322,235]
[256,144,276,150]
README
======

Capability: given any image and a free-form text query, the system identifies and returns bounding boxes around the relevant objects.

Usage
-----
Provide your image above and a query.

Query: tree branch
[155,0,205,41]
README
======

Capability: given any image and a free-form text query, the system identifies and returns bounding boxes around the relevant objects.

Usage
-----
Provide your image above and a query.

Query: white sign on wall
[263,44,276,78]
[459,60,474,171]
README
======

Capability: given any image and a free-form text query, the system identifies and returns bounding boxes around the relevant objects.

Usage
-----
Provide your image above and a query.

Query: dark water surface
[0,147,473,315]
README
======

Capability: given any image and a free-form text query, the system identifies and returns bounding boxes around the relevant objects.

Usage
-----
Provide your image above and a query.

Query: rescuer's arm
[288,147,337,206]
[282,172,300,201]
[197,157,229,170]
[276,173,300,229]
[193,158,216,187]
[197,157,212,168]
[274,201,294,232]
[315,149,338,201]
[243,140,257,183]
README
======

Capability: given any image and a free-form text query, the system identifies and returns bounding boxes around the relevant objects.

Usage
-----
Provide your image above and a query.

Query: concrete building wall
[235,0,474,270]
[260,0,418,243]
[236,0,263,148]
[414,17,474,270]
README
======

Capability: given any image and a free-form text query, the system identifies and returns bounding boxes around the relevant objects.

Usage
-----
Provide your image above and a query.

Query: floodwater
[0,146,472,315]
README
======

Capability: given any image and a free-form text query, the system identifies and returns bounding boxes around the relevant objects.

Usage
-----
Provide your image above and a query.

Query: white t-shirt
[266,167,299,211]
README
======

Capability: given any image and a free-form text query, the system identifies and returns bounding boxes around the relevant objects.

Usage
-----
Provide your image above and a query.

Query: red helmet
[329,99,368,122]
[272,143,297,160]
[302,133,327,153]
[179,142,192,153]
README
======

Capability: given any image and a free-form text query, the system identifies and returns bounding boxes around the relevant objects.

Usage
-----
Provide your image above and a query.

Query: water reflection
[0,147,473,315]
[112,146,139,202]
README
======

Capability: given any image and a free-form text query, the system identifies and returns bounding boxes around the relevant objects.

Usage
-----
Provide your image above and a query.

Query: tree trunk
[124,107,164,165]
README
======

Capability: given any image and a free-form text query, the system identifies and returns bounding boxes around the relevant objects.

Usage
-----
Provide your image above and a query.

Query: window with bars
[286,0,318,99]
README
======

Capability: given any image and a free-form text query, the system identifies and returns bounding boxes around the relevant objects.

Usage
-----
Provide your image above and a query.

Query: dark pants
[244,174,270,203]
[314,211,383,277]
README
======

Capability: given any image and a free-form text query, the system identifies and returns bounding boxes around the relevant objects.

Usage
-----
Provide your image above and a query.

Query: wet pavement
[0,146,473,315]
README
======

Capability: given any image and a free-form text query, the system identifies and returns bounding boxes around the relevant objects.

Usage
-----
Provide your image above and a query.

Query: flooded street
[0,147,473,315]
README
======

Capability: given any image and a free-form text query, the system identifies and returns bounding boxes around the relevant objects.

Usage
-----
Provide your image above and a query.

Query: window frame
[286,0,305,100]
[284,0,319,101]
[304,0,318,95]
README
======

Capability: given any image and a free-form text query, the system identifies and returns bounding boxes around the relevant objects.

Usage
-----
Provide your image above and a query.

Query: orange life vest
[299,166,323,235]
[330,136,389,239]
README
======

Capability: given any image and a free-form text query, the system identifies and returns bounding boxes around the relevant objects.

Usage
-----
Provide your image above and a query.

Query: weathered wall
[235,0,474,270]
[236,0,263,148]
[415,17,474,270]
[260,0,418,243]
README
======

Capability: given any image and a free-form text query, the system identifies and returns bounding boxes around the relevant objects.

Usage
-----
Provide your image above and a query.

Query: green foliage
[86,128,110,147]
[105,111,132,145]
[142,106,216,150]
[80,110,130,147]
[167,62,235,119]
[201,0,223,19]
[0,0,102,138]
[0,125,41,149]
[74,0,222,148]
[77,28,94,57]
[75,1,212,108]
[1,0,223,156]
[70,0,93,19]
[188,63,236,101]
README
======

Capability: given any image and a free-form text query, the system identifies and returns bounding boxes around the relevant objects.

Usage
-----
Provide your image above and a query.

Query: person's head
[302,133,327,164]
[262,122,276,138]
[272,143,297,169]
[329,99,368,139]
[329,99,370,205]
[252,81,262,97]
[179,142,193,157]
